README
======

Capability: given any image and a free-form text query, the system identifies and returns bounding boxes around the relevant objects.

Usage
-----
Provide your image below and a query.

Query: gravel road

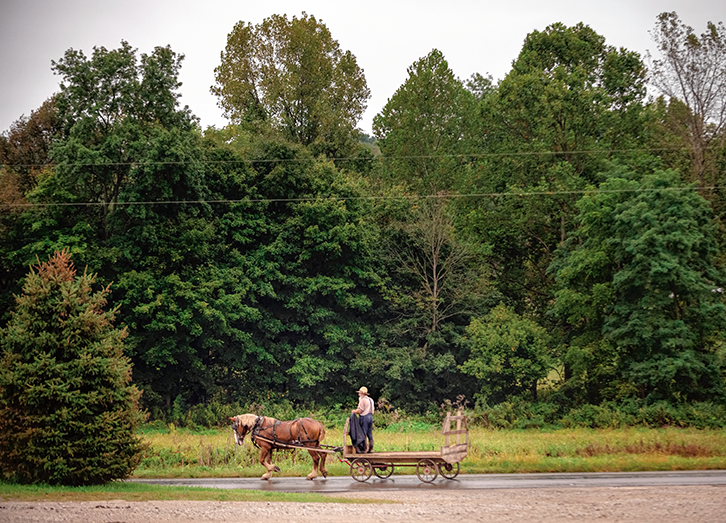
[2,485,726,522]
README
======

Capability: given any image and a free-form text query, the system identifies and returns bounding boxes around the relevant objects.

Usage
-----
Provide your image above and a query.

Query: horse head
[229,414,259,446]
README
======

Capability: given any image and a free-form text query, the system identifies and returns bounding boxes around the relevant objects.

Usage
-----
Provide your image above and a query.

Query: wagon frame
[341,410,468,483]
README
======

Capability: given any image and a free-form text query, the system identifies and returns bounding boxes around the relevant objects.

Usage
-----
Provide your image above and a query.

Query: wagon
[341,410,468,483]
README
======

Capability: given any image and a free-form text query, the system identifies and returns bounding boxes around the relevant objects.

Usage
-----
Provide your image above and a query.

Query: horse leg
[306,449,319,480]
[317,450,328,478]
[260,446,278,480]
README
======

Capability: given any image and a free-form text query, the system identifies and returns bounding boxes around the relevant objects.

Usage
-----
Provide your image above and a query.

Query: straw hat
[357,386,368,395]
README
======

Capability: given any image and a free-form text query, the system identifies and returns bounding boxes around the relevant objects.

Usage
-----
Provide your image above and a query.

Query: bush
[561,404,634,428]
[560,401,726,429]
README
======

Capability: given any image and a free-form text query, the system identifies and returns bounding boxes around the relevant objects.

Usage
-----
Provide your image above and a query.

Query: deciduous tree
[465,22,649,317]
[373,49,479,194]
[551,168,726,403]
[461,303,552,404]
[0,97,60,194]
[647,12,726,189]
[212,13,370,154]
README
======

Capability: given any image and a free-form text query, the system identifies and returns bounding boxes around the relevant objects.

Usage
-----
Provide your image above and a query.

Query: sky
[1,0,725,135]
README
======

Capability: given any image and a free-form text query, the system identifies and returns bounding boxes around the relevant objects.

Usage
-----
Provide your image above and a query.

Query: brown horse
[229,414,328,480]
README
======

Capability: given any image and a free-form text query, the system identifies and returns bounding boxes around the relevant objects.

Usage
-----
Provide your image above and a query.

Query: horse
[229,414,328,480]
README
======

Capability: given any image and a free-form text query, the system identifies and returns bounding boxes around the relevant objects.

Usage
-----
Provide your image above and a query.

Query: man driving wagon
[351,386,375,453]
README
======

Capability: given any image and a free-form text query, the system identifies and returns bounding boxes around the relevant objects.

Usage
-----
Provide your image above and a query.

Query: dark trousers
[360,413,373,451]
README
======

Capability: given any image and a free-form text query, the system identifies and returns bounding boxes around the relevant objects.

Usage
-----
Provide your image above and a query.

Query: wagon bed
[341,410,468,483]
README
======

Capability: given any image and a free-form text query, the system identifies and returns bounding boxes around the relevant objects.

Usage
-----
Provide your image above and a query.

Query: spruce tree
[0,250,144,485]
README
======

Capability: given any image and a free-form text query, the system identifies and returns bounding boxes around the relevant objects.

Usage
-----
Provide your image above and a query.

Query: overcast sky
[1,0,725,135]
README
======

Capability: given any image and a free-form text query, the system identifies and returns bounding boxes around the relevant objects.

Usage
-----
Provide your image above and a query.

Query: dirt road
[2,485,725,522]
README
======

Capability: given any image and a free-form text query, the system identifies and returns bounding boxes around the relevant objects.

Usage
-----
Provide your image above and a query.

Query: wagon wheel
[350,458,373,482]
[438,461,460,480]
[416,459,438,483]
[373,464,394,479]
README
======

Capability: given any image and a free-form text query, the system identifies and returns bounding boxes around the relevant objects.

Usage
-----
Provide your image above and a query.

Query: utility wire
[0,185,718,210]
[0,145,717,209]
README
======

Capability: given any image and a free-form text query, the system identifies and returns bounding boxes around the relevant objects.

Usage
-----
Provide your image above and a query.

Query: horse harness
[250,416,319,449]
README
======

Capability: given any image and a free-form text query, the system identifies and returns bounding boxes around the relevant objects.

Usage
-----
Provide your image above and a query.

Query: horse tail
[318,422,325,444]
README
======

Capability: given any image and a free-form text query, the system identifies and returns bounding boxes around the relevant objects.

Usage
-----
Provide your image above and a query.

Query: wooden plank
[343,450,441,461]
[441,443,468,464]
[442,429,468,436]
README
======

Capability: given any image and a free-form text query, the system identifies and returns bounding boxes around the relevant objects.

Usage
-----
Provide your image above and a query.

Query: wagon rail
[342,410,468,483]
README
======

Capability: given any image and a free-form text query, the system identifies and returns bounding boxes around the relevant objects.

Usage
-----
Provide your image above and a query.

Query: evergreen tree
[0,250,144,485]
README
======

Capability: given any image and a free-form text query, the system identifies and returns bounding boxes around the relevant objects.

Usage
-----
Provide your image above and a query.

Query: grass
[3,423,725,502]
[0,481,368,503]
[133,423,726,478]
[464,426,726,473]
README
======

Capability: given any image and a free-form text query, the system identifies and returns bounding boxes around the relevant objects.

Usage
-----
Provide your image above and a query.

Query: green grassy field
[3,423,725,502]
[133,423,726,479]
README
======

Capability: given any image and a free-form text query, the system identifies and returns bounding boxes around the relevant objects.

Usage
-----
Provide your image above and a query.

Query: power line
[0,185,717,210]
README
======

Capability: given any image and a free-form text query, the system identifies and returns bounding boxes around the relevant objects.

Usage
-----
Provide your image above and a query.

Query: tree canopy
[373,49,479,194]
[212,13,370,154]
[2,12,726,432]
[648,12,726,188]
[552,168,726,404]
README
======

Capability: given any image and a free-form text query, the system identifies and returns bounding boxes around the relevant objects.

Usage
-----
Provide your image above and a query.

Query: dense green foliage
[462,303,552,404]
[0,251,144,485]
[1,11,726,448]
[552,168,726,404]
[373,49,480,194]
[212,12,370,157]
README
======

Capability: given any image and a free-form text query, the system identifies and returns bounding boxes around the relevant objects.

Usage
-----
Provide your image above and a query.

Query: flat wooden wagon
[341,410,468,483]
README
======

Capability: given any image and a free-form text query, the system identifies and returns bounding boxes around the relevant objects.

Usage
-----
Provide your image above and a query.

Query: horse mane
[235,413,261,429]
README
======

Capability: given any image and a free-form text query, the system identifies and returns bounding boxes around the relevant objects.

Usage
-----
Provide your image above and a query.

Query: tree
[16,41,225,413]
[551,168,726,403]
[388,197,489,338]
[0,99,62,311]
[648,12,726,189]
[461,303,552,404]
[0,250,144,485]
[212,13,370,153]
[233,140,379,403]
[464,22,649,317]
[0,97,60,195]
[345,187,490,410]
[373,49,479,194]
[42,40,199,241]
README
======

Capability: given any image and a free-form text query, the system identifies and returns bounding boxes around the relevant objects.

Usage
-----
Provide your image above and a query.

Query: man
[352,386,375,453]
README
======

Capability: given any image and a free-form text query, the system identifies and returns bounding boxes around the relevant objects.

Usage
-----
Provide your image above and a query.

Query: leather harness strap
[250,416,319,449]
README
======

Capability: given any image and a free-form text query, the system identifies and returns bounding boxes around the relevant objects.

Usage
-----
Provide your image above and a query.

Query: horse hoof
[306,476,314,481]
[274,466,281,473]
